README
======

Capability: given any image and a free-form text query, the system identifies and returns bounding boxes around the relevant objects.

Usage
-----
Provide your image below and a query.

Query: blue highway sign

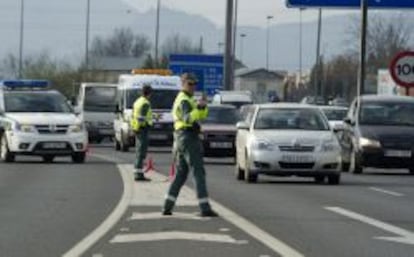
[169,54,224,96]
[286,0,414,8]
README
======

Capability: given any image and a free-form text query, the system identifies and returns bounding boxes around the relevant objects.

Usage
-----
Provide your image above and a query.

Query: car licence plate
[210,142,233,149]
[43,142,67,149]
[282,155,314,163]
[99,129,114,135]
[149,134,168,140]
[384,150,412,158]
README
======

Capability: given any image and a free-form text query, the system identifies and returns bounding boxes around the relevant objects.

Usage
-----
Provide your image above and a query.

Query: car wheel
[114,138,121,151]
[409,168,414,175]
[341,162,350,172]
[42,155,55,163]
[314,175,325,184]
[72,152,86,163]
[0,133,15,163]
[244,154,258,183]
[328,174,341,185]
[351,150,363,174]
[120,132,129,152]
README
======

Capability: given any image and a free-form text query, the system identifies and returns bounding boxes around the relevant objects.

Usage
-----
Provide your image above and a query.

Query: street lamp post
[240,33,247,63]
[266,15,273,70]
[299,8,305,84]
[155,0,161,67]
[85,0,91,71]
[18,0,25,79]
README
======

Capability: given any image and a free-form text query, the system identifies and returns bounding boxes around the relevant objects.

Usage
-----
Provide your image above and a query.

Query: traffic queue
[1,69,414,186]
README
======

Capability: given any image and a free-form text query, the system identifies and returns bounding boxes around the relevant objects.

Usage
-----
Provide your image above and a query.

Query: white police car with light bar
[0,80,88,163]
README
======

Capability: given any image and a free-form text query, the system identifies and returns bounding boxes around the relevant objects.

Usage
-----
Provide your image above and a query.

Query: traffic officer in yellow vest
[131,84,153,181]
[162,73,218,217]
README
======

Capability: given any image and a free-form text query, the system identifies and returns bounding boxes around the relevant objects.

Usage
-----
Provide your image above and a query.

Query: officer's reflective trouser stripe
[135,129,148,170]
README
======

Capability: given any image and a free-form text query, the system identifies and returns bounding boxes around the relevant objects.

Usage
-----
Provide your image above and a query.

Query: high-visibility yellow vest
[172,91,208,131]
[131,96,153,131]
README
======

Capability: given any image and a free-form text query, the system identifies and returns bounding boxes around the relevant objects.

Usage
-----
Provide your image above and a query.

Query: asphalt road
[1,145,414,257]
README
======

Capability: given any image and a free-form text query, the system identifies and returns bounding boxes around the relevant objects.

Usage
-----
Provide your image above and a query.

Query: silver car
[235,103,342,184]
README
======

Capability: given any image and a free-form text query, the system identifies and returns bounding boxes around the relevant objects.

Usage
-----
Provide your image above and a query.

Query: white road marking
[326,207,414,245]
[219,228,231,232]
[110,231,242,244]
[75,153,304,257]
[120,227,130,232]
[62,165,133,257]
[129,212,207,221]
[369,187,404,197]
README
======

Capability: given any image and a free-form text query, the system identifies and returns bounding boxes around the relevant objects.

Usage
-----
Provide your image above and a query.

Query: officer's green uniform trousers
[164,130,211,212]
[134,127,149,170]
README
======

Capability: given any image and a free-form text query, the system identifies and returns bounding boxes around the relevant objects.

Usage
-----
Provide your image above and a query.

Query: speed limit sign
[389,51,414,88]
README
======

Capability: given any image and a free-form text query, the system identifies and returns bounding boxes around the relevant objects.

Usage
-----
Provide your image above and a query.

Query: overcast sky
[122,0,352,27]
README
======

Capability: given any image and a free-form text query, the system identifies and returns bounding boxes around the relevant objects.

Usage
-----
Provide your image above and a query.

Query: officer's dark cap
[142,84,152,96]
[181,73,198,83]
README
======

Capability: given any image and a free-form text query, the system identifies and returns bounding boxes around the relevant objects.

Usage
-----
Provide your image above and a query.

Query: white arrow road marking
[369,187,404,197]
[110,231,243,244]
[326,207,414,246]
[129,212,208,221]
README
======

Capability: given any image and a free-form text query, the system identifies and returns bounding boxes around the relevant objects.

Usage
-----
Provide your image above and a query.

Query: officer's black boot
[134,171,151,182]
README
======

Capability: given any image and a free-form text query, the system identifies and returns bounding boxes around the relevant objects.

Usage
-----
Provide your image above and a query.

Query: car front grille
[279,145,315,152]
[35,125,69,134]
[205,133,235,140]
[279,162,315,169]
[380,136,414,150]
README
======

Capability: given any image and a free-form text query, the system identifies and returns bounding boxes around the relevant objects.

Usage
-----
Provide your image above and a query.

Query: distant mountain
[0,0,412,71]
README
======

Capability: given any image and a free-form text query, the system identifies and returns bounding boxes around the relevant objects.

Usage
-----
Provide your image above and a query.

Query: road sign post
[389,51,414,95]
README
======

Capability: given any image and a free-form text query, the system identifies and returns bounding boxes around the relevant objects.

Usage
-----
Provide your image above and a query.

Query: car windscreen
[359,101,414,126]
[322,109,348,121]
[203,107,239,125]
[5,92,72,113]
[126,89,178,109]
[255,108,329,130]
[84,86,117,112]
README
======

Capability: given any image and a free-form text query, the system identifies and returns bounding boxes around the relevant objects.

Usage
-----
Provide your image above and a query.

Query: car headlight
[359,137,381,148]
[320,139,340,152]
[15,123,35,133]
[69,124,84,133]
[251,140,275,151]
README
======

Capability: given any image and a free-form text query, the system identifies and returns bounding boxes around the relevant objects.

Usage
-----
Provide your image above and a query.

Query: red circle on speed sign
[389,51,414,88]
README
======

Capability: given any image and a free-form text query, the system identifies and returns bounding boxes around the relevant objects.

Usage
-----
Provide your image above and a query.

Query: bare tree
[161,34,202,57]
[90,28,152,58]
[347,14,412,71]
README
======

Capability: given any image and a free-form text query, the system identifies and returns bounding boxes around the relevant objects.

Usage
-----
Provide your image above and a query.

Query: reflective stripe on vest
[131,96,152,131]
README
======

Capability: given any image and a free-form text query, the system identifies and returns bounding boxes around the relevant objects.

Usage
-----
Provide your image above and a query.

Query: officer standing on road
[162,73,218,217]
[131,84,153,181]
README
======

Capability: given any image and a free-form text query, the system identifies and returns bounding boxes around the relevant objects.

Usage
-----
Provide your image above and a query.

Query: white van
[212,91,253,109]
[77,83,118,143]
[114,74,181,151]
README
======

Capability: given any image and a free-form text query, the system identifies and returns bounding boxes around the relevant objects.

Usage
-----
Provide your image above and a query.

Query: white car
[235,103,342,184]
[0,80,88,163]
[319,106,348,130]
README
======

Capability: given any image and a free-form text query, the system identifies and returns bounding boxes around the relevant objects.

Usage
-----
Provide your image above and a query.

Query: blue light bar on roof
[0,80,49,88]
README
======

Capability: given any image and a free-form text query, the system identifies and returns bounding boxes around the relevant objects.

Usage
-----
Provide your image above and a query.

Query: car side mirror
[115,104,122,114]
[73,106,81,116]
[343,117,355,126]
[236,121,249,130]
[70,96,77,106]
[332,123,345,133]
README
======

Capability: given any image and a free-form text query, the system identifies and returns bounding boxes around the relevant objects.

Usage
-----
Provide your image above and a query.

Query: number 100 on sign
[390,52,414,88]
